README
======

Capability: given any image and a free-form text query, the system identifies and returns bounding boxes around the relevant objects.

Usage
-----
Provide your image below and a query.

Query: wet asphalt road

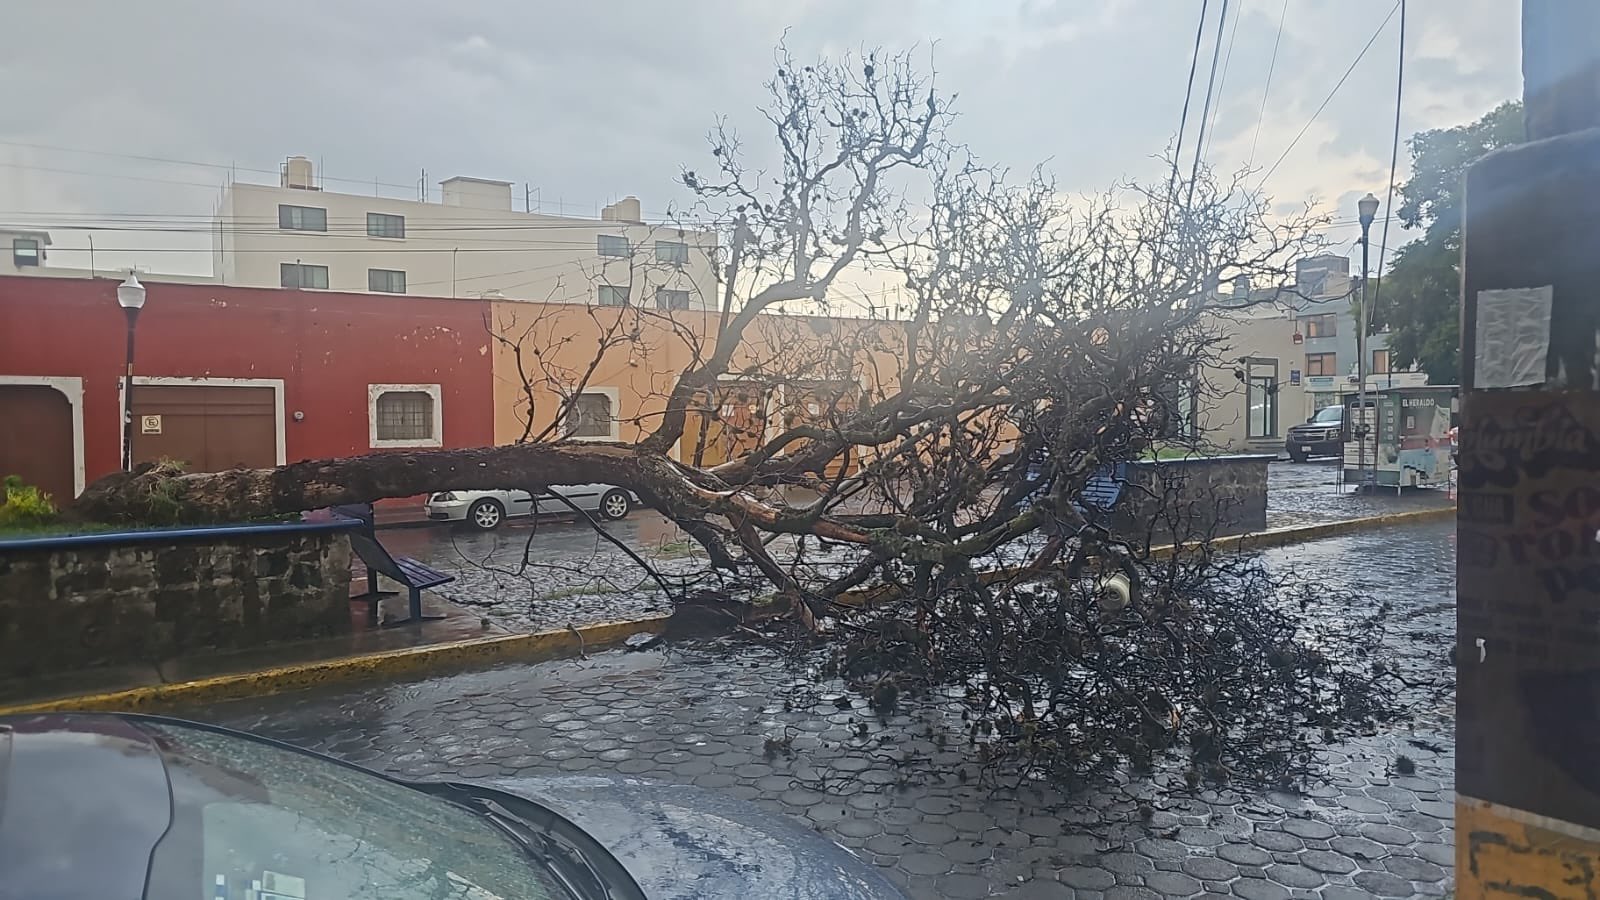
[182,520,1458,899]
[389,461,1452,633]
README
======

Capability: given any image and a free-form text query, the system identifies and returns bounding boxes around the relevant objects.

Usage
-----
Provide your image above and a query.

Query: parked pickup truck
[1286,405,1345,462]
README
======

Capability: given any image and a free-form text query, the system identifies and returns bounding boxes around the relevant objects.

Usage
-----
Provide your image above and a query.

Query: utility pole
[1455,1,1600,895]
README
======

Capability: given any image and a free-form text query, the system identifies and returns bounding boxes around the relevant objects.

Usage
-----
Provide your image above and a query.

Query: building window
[368,384,443,448]
[367,268,406,294]
[597,234,630,258]
[367,212,405,238]
[278,205,327,232]
[1305,352,1337,377]
[1303,313,1337,338]
[12,238,40,267]
[655,240,689,265]
[655,288,690,310]
[1372,349,1391,374]
[567,391,616,440]
[597,285,629,307]
[280,263,329,289]
[1244,358,1278,438]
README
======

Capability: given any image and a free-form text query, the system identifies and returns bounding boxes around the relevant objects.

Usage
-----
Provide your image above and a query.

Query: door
[505,490,536,517]
[0,384,75,502]
[130,384,277,472]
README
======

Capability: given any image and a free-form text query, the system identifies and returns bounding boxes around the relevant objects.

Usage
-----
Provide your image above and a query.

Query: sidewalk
[0,591,510,712]
[0,505,1451,716]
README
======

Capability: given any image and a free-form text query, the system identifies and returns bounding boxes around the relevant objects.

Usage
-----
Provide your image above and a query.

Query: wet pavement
[183,520,1458,899]
[380,461,1451,634]
[1263,461,1452,530]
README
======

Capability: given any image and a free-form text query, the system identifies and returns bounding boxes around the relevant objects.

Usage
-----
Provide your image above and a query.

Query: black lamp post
[117,272,146,471]
[1355,192,1380,488]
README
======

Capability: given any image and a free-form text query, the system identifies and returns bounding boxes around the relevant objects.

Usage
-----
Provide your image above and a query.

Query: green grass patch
[652,539,700,560]
[1140,445,1212,461]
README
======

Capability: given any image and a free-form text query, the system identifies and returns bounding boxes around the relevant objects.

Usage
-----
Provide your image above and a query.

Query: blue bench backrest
[1080,463,1126,512]
[347,528,406,583]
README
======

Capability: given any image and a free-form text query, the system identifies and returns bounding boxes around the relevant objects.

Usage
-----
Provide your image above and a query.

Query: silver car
[426,485,636,530]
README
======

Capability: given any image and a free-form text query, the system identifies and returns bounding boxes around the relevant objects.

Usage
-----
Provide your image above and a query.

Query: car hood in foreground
[481,774,905,900]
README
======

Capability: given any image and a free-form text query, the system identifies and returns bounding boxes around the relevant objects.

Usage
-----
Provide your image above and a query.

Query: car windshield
[1313,406,1344,424]
[140,721,572,900]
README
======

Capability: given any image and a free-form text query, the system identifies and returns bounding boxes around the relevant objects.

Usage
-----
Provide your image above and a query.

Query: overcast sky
[1,0,1519,281]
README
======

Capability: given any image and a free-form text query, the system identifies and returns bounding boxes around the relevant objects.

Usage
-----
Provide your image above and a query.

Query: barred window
[375,391,434,441]
[567,392,614,439]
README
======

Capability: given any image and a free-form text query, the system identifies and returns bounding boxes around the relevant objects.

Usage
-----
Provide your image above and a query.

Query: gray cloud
[0,0,1519,275]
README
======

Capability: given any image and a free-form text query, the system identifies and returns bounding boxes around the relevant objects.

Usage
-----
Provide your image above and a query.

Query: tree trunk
[71,442,675,524]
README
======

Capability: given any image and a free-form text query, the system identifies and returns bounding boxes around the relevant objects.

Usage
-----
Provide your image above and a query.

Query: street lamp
[117,272,146,471]
[1355,192,1380,489]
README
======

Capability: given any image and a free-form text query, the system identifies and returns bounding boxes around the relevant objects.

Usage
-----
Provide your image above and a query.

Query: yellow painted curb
[0,615,669,716]
[0,506,1452,715]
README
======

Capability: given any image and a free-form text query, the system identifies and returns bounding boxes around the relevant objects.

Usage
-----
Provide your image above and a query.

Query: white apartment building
[211,157,719,308]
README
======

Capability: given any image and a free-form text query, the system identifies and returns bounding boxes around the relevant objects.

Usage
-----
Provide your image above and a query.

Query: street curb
[0,506,1452,715]
[1170,505,1455,555]
[0,615,669,716]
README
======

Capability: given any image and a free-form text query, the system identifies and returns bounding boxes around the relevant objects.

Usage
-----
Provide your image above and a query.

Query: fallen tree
[72,45,1398,788]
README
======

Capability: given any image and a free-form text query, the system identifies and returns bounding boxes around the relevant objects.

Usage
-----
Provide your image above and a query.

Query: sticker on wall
[1475,286,1553,388]
[140,414,163,434]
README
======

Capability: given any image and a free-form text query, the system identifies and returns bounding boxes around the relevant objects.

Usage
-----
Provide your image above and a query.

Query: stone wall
[0,521,355,679]
[1109,454,1272,547]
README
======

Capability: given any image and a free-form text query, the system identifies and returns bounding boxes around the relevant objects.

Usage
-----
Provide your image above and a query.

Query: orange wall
[485,300,910,458]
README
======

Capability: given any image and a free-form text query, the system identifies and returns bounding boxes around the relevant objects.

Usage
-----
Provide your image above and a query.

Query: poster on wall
[1456,389,1600,830]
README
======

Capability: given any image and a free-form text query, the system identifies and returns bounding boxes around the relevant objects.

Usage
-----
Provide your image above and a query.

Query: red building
[0,275,495,503]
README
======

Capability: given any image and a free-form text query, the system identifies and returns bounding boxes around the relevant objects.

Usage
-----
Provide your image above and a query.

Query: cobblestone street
[378,461,1452,633]
[179,520,1457,899]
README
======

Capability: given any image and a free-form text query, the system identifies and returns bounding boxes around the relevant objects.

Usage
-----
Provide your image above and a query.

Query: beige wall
[1194,310,1307,454]
[218,182,719,308]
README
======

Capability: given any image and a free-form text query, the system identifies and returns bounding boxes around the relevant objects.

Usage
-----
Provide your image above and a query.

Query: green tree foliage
[1369,101,1523,383]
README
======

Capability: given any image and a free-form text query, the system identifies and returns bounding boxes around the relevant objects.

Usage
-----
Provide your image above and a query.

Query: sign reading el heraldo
[1456,389,1600,829]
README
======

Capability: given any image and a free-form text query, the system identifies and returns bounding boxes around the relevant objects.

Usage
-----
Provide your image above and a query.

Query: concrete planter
[1110,454,1273,547]
[0,520,357,679]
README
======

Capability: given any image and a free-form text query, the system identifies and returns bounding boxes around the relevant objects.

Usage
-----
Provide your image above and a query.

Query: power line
[1168,0,1211,199]
[0,220,720,247]
[1201,0,1244,161]
[1369,0,1407,316]
[1259,0,1402,185]
[1187,0,1230,207]
[1248,0,1291,168]
[0,154,696,221]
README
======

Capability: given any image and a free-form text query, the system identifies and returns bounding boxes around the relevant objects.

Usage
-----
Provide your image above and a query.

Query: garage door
[0,384,76,502]
[130,384,277,472]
